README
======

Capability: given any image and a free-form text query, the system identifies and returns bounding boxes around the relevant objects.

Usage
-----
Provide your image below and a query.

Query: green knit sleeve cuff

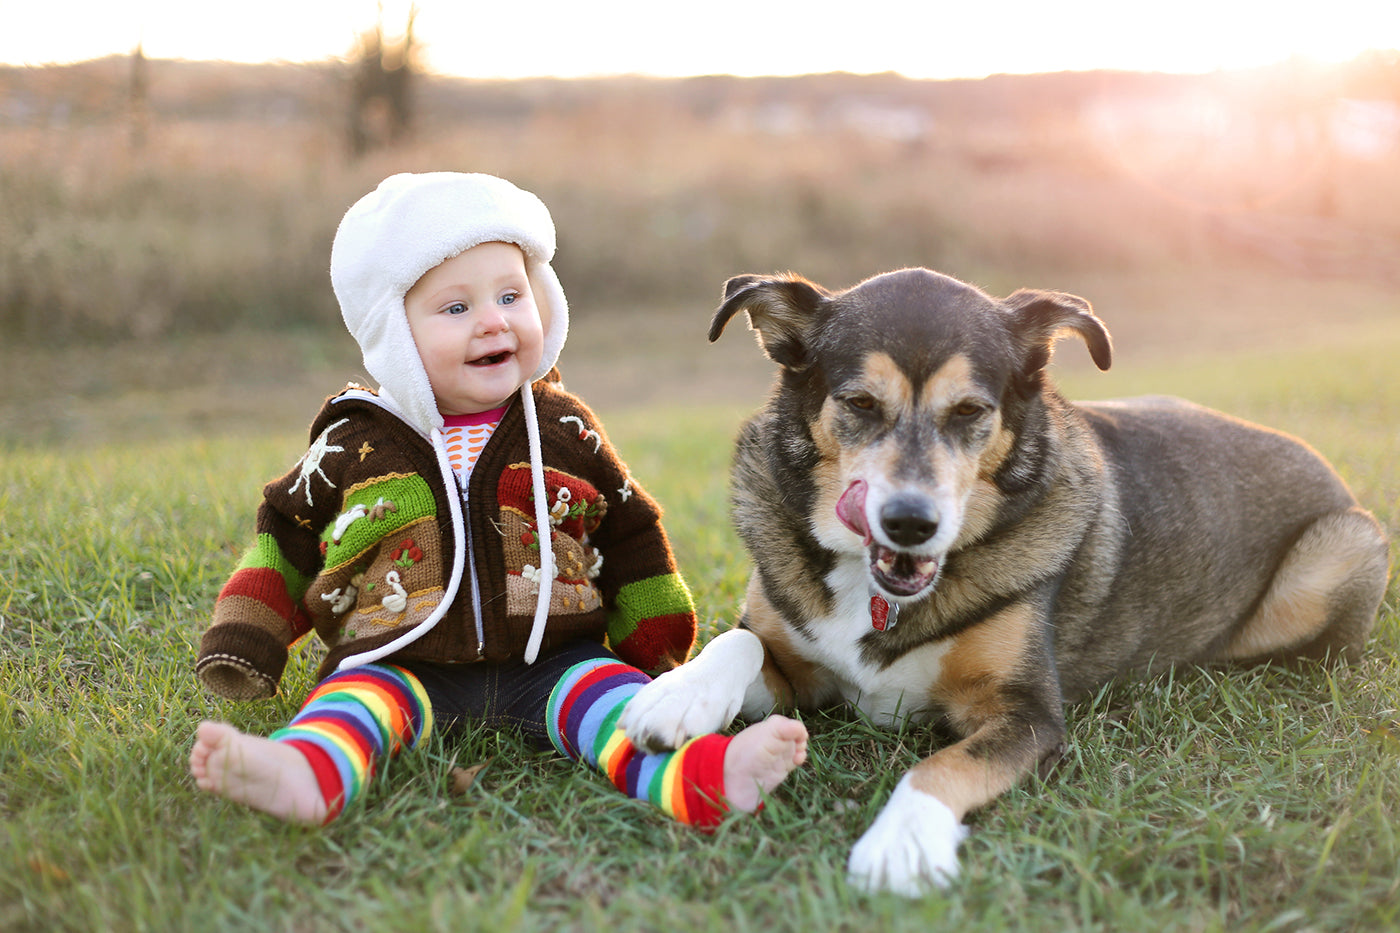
[609,572,693,637]
[237,533,312,602]
[607,572,697,672]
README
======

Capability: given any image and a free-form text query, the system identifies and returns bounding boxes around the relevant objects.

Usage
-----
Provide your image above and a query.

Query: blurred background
[2,0,1398,445]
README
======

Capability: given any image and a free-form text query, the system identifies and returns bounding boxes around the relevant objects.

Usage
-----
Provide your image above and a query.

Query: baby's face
[405,241,548,416]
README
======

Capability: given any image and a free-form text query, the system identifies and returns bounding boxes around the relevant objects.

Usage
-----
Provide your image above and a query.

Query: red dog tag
[870,594,897,631]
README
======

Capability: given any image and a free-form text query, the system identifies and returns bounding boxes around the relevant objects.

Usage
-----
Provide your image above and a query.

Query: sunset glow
[2,0,1397,80]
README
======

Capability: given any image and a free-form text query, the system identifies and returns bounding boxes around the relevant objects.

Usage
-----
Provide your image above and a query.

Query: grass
[2,325,1397,933]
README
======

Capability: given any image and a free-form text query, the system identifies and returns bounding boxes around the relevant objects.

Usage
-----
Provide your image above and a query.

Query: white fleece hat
[330,171,570,436]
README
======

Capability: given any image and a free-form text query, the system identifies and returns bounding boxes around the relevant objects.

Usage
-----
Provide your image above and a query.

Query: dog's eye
[843,394,878,413]
[951,401,986,419]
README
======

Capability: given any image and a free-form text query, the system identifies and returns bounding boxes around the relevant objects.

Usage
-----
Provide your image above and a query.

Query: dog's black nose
[880,497,939,547]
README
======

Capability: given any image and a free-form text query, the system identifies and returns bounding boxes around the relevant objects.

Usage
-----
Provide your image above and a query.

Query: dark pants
[396,640,621,748]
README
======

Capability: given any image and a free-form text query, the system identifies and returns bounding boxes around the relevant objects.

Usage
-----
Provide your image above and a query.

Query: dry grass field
[2,56,1400,442]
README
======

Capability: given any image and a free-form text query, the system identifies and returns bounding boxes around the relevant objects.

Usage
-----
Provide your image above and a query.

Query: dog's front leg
[847,720,1062,896]
[848,612,1066,896]
[847,728,1046,896]
[620,629,772,753]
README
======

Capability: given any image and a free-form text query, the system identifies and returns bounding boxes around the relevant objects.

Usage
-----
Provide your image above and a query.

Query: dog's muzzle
[837,480,941,599]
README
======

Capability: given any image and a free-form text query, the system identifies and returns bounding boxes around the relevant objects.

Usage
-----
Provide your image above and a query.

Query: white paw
[847,775,968,897]
[620,629,763,753]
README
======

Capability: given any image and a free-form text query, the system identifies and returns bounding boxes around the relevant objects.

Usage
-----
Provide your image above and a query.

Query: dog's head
[712,268,1111,603]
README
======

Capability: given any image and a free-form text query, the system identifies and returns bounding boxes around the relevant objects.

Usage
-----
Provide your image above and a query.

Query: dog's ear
[709,273,831,371]
[1003,289,1112,391]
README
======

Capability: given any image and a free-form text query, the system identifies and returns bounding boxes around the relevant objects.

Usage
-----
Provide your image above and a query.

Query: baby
[190,172,806,826]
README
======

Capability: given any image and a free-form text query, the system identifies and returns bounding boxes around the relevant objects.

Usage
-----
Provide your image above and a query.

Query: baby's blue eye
[445,302,467,315]
[500,293,516,305]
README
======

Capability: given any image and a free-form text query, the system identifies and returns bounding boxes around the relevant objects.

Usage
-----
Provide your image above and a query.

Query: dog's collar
[870,591,899,631]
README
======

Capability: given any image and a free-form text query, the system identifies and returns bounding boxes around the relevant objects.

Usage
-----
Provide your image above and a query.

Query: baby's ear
[709,273,832,372]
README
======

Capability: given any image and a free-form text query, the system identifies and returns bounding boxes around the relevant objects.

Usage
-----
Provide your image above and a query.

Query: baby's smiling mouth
[470,350,512,366]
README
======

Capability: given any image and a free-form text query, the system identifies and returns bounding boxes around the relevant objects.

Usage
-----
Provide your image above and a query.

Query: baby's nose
[476,311,509,335]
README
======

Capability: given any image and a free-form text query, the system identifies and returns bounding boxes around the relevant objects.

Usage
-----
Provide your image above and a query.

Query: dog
[619,267,1391,896]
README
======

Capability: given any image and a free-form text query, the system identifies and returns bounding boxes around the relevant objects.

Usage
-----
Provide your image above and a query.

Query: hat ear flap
[709,273,831,372]
[527,260,569,380]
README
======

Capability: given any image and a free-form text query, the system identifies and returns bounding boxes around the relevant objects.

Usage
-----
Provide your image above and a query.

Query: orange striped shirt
[441,406,505,486]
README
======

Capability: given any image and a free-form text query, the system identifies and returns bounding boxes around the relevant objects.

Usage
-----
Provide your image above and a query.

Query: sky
[1,0,1398,81]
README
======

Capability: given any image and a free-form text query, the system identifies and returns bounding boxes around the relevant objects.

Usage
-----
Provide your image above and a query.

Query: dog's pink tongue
[836,480,871,544]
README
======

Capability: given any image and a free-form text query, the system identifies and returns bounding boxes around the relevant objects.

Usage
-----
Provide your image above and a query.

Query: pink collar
[442,405,508,428]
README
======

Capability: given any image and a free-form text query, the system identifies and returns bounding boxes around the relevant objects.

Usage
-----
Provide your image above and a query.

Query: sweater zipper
[463,482,485,659]
[454,402,510,661]
[456,473,490,661]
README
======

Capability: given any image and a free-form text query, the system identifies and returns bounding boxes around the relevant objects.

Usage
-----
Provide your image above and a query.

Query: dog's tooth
[876,557,893,573]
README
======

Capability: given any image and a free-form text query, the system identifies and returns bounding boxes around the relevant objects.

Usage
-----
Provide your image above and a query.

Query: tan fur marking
[908,603,1042,818]
[906,744,1025,821]
[811,397,842,459]
[925,354,1008,545]
[955,418,1007,547]
[977,411,1014,478]
[935,603,1034,732]
[920,354,976,410]
[864,352,913,409]
[809,398,846,529]
[740,575,840,709]
[1226,510,1384,659]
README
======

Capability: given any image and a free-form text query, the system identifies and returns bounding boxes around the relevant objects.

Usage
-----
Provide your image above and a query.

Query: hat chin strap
[520,382,554,663]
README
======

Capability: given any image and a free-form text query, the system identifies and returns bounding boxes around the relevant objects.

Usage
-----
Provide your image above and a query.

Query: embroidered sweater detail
[196,381,696,700]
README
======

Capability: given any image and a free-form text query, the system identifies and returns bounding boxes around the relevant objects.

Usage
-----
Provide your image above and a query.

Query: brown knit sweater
[196,379,696,700]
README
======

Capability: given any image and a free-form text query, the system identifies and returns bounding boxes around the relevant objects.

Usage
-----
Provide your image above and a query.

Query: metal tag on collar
[869,589,899,631]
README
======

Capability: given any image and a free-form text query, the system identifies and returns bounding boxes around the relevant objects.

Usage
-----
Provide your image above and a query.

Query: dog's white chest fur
[801,561,949,726]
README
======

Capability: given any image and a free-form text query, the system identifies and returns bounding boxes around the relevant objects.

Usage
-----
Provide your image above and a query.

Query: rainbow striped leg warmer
[546,658,734,829]
[269,663,433,823]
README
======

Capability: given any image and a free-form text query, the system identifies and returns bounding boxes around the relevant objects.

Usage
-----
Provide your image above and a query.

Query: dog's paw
[846,775,968,897]
[620,629,762,753]
[620,664,741,753]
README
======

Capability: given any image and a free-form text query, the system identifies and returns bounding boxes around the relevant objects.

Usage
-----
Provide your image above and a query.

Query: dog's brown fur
[624,266,1391,893]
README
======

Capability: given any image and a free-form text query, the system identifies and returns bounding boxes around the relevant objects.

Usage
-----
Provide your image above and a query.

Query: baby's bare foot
[723,715,808,813]
[189,721,329,824]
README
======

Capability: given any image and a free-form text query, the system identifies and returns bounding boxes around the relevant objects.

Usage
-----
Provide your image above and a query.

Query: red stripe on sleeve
[217,567,307,630]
